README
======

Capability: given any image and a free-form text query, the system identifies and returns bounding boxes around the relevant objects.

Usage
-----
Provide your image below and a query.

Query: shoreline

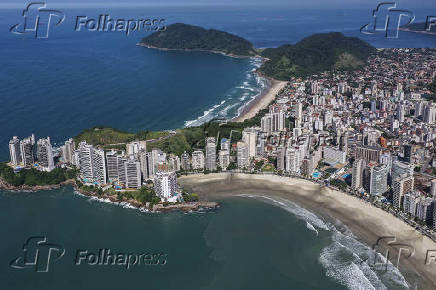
[232,78,287,122]
[137,43,258,59]
[178,173,436,289]
[0,178,219,213]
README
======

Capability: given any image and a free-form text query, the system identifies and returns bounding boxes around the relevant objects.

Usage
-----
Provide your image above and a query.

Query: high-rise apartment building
[37,137,54,171]
[205,137,217,171]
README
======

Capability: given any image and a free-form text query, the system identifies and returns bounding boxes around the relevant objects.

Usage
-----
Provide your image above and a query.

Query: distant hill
[140,23,257,57]
[401,22,436,33]
[259,32,376,80]
[140,25,375,80]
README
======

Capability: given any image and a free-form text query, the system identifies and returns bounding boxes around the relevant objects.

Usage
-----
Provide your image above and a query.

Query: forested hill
[259,32,376,80]
[140,23,257,57]
[140,24,375,80]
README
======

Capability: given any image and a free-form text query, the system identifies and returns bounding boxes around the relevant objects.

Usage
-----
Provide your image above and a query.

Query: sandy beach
[179,173,436,289]
[233,78,287,122]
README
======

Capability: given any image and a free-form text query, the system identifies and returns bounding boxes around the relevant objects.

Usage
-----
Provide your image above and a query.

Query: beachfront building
[91,147,107,185]
[352,159,364,190]
[180,152,191,171]
[242,128,258,157]
[20,136,35,168]
[218,150,230,170]
[78,141,107,185]
[237,141,249,169]
[106,150,120,182]
[403,192,420,216]
[9,136,21,166]
[205,137,217,171]
[363,163,388,196]
[191,151,205,170]
[168,154,181,172]
[37,137,54,172]
[285,147,300,174]
[276,146,286,171]
[61,138,75,164]
[125,158,141,189]
[220,138,230,152]
[138,150,148,180]
[154,171,177,199]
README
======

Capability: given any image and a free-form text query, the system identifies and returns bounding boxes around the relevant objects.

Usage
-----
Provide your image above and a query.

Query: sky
[0,0,434,9]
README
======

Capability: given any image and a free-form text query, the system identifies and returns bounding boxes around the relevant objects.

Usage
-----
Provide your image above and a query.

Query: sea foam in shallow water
[238,194,410,290]
[184,57,268,127]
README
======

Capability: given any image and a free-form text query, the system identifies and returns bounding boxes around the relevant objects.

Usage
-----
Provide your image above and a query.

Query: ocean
[0,187,410,289]
[1,4,436,289]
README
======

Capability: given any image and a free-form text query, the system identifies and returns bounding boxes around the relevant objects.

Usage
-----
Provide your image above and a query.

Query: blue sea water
[0,188,412,290]
[0,5,436,160]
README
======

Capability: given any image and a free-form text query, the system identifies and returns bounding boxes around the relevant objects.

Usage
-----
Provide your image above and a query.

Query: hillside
[140,23,257,57]
[259,32,376,80]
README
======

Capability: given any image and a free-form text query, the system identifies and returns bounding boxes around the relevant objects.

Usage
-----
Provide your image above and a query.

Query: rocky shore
[0,178,219,213]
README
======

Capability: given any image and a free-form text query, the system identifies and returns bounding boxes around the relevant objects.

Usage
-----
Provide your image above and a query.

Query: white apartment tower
[205,137,217,171]
[62,138,75,164]
[9,136,21,166]
[242,128,257,158]
[154,171,177,199]
[351,159,364,190]
[237,141,249,169]
[191,151,205,170]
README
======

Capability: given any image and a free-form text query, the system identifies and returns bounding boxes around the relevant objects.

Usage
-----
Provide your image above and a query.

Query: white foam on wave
[306,221,319,236]
[237,194,330,231]
[184,99,227,127]
[183,57,268,127]
[73,190,148,212]
[237,194,410,290]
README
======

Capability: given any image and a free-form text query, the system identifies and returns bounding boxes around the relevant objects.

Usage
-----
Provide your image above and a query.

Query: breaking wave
[237,194,410,290]
[184,57,268,127]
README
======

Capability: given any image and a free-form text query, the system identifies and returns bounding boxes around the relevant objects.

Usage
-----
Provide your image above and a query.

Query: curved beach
[233,78,287,122]
[179,173,436,289]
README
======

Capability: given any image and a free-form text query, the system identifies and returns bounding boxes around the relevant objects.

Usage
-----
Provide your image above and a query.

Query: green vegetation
[426,78,436,101]
[140,23,257,57]
[182,192,199,202]
[74,127,169,148]
[75,102,271,156]
[330,179,347,191]
[259,32,375,80]
[0,162,77,187]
